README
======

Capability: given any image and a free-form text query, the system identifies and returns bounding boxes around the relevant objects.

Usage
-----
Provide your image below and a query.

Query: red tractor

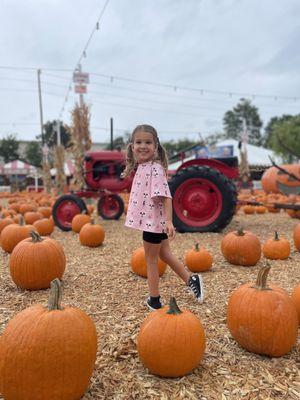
[52,150,238,232]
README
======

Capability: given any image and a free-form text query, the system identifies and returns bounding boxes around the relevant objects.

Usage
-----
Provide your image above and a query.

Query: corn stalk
[53,145,66,195]
[69,103,92,189]
[42,160,52,193]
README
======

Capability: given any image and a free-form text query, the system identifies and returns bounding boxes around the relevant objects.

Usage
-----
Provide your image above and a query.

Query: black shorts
[143,231,168,244]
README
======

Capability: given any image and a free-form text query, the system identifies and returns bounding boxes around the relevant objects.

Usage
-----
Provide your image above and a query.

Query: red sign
[73,72,89,84]
[74,85,87,94]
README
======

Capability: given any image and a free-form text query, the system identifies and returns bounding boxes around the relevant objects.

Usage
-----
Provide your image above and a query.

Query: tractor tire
[169,166,237,233]
[97,194,124,220]
[52,195,87,231]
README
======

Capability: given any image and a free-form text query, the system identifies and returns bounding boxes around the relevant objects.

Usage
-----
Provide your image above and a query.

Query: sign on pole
[74,85,87,94]
[73,72,89,84]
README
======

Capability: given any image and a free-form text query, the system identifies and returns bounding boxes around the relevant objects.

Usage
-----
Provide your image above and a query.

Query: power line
[58,0,111,119]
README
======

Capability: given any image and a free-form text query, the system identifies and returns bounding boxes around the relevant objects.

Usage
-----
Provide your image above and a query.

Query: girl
[123,124,204,310]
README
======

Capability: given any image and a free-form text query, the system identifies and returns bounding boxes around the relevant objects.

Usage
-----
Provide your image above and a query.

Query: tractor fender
[175,158,238,180]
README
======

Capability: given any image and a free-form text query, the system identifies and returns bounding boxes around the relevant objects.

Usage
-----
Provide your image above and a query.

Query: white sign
[73,72,89,84]
[74,85,87,94]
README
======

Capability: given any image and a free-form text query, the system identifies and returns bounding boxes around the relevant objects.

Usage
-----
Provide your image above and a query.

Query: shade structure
[3,160,37,175]
[50,159,75,177]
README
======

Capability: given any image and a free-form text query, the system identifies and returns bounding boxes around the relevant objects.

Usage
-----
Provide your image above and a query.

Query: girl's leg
[159,239,190,284]
[143,240,162,297]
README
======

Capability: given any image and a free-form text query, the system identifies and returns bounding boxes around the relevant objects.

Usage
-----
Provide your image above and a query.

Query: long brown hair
[121,124,168,177]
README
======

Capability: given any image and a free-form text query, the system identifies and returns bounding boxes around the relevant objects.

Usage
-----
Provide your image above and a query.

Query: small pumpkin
[291,284,300,324]
[221,227,261,266]
[71,211,91,233]
[0,279,97,400]
[33,218,54,236]
[243,205,255,214]
[184,243,213,272]
[37,206,52,218]
[79,220,105,247]
[131,247,167,278]
[227,265,298,357]
[24,211,43,225]
[262,231,290,260]
[9,231,66,290]
[137,297,206,377]
[0,218,37,253]
[0,216,14,234]
[255,205,267,214]
[293,223,300,251]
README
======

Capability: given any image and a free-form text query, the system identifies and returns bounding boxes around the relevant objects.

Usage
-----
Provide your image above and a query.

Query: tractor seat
[214,156,238,168]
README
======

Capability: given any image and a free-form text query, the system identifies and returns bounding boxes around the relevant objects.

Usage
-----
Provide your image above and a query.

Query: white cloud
[0,0,300,143]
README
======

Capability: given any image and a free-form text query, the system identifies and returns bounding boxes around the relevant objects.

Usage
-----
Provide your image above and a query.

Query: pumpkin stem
[195,243,199,251]
[274,231,279,241]
[237,227,245,236]
[30,230,43,242]
[254,264,271,290]
[167,297,182,315]
[48,279,63,311]
[90,219,95,225]
[19,216,25,226]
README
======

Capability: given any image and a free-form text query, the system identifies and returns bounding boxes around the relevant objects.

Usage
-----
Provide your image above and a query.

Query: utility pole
[78,64,84,107]
[37,69,51,193]
[110,117,114,150]
[37,69,44,145]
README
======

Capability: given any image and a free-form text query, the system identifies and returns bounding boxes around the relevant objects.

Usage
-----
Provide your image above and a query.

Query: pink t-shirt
[125,161,172,233]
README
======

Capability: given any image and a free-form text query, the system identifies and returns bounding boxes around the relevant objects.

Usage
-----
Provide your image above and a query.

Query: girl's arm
[164,197,176,240]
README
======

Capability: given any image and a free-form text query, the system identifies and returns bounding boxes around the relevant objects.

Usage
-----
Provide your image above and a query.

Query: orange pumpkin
[261,164,300,194]
[255,205,267,214]
[243,205,255,214]
[227,266,298,357]
[262,231,290,260]
[0,279,97,400]
[184,243,213,272]
[294,223,300,251]
[24,211,43,225]
[37,206,52,218]
[79,221,105,247]
[33,218,54,236]
[221,228,261,266]
[137,297,205,377]
[0,216,14,234]
[71,212,91,233]
[9,231,66,290]
[0,219,38,253]
[131,247,167,278]
[291,284,300,324]
[86,204,94,215]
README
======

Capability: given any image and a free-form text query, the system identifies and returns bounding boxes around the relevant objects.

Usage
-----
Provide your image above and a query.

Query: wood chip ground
[0,211,299,399]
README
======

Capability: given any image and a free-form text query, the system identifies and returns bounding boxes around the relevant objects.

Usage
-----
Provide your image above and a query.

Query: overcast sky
[1,0,300,143]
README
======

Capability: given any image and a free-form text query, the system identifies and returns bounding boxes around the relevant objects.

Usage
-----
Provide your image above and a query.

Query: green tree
[268,115,300,162]
[162,138,198,158]
[263,115,294,148]
[24,141,43,167]
[105,136,126,150]
[0,134,19,163]
[223,98,263,145]
[36,120,71,148]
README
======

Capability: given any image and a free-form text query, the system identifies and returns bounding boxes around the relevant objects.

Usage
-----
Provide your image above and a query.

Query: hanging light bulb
[96,21,100,30]
[83,50,87,57]
[110,76,114,83]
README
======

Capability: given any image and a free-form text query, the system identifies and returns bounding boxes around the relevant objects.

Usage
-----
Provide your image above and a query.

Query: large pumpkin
[131,247,167,277]
[293,223,300,251]
[227,266,298,357]
[221,227,261,266]
[0,279,97,400]
[137,297,205,377]
[291,284,300,324]
[9,231,66,290]
[261,165,300,195]
[184,243,213,272]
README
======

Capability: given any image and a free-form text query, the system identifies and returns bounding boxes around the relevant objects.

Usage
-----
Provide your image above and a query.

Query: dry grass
[0,211,299,399]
